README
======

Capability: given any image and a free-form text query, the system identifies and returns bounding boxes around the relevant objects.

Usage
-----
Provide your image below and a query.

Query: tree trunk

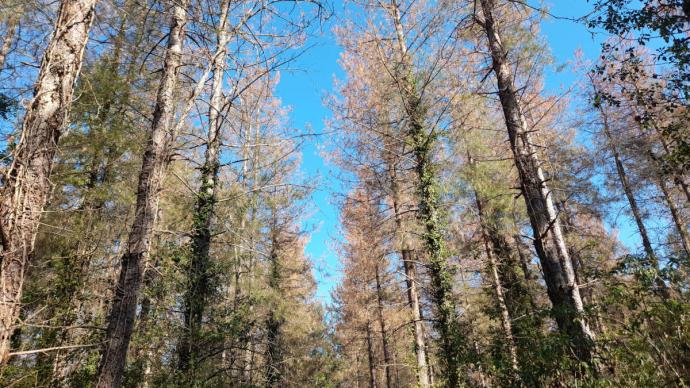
[389,1,462,384]
[513,235,535,283]
[556,201,595,305]
[355,354,363,388]
[95,1,188,385]
[557,200,610,334]
[596,101,673,298]
[658,138,690,204]
[178,0,230,373]
[473,189,519,375]
[478,0,596,364]
[0,0,96,364]
[130,254,160,388]
[0,14,18,72]
[265,218,284,387]
[605,125,654,256]
[410,74,460,388]
[657,177,690,258]
[366,321,378,388]
[385,130,430,388]
[641,119,690,258]
[402,251,431,387]
[374,263,393,388]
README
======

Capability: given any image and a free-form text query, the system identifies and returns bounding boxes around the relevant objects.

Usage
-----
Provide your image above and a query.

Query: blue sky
[274,1,639,304]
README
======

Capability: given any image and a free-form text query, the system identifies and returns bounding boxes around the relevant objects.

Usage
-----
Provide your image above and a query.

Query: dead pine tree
[387,1,464,384]
[385,142,430,387]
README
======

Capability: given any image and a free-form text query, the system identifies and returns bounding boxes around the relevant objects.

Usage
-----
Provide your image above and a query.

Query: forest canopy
[0,0,689,386]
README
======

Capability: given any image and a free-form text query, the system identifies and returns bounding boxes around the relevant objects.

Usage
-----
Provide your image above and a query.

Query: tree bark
[657,177,690,258]
[389,1,462,384]
[478,0,596,364]
[374,263,393,388]
[556,201,595,305]
[402,251,431,387]
[385,148,430,388]
[178,0,230,373]
[512,235,533,280]
[0,14,18,72]
[640,119,690,258]
[0,0,97,364]
[265,217,284,387]
[595,99,674,298]
[95,1,189,385]
[473,189,519,374]
[366,321,378,388]
[604,123,653,256]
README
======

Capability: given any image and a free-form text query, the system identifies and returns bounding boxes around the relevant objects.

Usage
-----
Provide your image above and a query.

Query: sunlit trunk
[0,0,97,364]
[178,0,231,373]
[95,1,189,385]
[478,0,596,364]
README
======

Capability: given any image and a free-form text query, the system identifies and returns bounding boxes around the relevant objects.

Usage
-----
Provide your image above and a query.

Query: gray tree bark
[95,1,189,385]
[366,320,378,388]
[389,1,463,383]
[385,143,430,387]
[478,0,597,363]
[473,187,519,374]
[0,14,18,72]
[178,0,230,372]
[374,263,393,388]
[0,0,97,364]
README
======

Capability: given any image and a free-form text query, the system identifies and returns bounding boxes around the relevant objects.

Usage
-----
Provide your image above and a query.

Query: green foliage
[0,93,16,119]
[588,0,690,82]
[593,254,690,385]
[589,1,690,173]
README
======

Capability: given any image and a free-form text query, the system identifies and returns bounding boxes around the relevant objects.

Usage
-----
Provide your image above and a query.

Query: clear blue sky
[274,1,640,305]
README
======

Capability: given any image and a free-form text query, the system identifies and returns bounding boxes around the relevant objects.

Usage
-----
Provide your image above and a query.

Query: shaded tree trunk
[127,250,162,388]
[95,1,189,385]
[366,321,378,388]
[374,263,393,388]
[556,200,609,334]
[556,201,594,305]
[0,0,96,364]
[473,188,519,375]
[596,99,673,298]
[402,251,431,387]
[514,234,535,283]
[265,217,284,387]
[0,14,18,72]
[389,1,462,384]
[478,0,596,364]
[178,0,230,373]
[385,131,430,388]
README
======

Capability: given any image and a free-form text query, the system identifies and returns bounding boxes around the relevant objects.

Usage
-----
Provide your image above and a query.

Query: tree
[588,0,690,174]
[177,0,231,373]
[0,0,97,364]
[330,1,468,383]
[95,0,190,384]
[475,0,597,366]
